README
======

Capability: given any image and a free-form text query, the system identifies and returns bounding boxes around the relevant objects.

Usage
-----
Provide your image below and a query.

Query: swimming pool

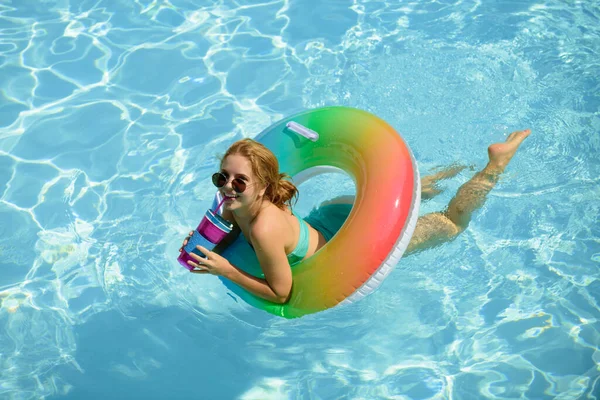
[1,0,598,398]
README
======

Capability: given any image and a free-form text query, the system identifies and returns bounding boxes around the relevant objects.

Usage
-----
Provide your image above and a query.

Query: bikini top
[286,214,309,266]
[245,213,309,267]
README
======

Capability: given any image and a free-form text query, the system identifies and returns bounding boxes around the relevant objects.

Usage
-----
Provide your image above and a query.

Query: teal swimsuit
[248,204,352,267]
[287,203,353,266]
[286,214,310,266]
[246,214,310,267]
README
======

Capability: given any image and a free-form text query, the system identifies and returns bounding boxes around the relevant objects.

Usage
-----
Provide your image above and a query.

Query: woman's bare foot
[487,129,531,173]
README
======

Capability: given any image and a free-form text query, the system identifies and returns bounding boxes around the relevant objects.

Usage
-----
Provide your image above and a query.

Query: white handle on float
[286,121,319,141]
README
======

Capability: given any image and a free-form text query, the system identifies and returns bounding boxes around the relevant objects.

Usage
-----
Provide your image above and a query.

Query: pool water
[1,1,599,399]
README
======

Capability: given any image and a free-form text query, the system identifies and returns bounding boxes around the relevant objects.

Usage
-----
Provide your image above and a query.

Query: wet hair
[221,138,298,209]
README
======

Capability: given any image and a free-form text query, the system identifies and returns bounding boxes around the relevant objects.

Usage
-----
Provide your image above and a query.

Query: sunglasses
[212,172,249,193]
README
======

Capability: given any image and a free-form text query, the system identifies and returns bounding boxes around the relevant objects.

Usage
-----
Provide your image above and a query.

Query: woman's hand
[188,245,235,277]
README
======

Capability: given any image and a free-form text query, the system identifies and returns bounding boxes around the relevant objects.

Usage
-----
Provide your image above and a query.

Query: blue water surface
[1,0,599,399]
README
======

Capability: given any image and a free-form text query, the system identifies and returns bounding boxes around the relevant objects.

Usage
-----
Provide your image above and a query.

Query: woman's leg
[421,164,470,200]
[406,129,531,255]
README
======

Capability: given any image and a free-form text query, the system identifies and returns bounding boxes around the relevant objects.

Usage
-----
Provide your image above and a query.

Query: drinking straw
[214,195,227,214]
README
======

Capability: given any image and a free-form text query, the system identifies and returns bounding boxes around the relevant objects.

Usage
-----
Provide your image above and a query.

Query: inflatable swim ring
[215,106,420,318]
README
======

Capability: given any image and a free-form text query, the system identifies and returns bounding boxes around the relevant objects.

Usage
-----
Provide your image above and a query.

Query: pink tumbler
[178,208,233,270]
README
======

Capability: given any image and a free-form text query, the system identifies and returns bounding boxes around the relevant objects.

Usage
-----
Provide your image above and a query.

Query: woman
[180,129,531,304]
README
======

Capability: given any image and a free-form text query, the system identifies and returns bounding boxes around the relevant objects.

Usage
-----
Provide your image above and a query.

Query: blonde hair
[222,139,298,209]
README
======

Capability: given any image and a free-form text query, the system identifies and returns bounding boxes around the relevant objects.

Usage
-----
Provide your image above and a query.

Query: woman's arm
[226,221,292,303]
[189,218,292,304]
[223,264,291,304]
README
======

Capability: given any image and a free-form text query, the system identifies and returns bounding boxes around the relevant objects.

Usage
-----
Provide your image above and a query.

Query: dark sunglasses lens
[212,173,227,188]
[231,179,246,193]
[212,173,246,193]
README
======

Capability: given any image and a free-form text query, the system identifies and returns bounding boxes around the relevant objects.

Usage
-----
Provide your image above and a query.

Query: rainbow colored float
[215,106,420,318]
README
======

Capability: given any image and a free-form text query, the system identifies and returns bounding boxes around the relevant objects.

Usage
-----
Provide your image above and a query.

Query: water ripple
[0,0,599,399]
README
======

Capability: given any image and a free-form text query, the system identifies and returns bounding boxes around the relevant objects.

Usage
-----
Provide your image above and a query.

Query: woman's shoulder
[250,204,288,239]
